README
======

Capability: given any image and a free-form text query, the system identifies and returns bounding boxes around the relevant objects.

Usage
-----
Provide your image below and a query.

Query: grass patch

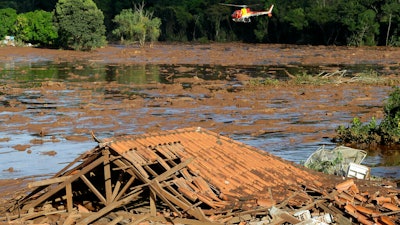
[245,69,400,87]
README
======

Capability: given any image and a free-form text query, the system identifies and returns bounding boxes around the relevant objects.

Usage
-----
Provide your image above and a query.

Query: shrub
[53,0,106,50]
[334,87,400,148]
[112,2,161,47]
[13,10,57,46]
[0,8,17,38]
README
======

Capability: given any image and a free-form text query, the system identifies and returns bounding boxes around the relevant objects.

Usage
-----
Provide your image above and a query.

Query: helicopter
[220,3,274,23]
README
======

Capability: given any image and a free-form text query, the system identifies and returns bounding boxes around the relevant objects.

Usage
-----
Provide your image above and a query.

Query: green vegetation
[306,151,344,174]
[14,10,57,46]
[1,0,400,47]
[335,87,400,148]
[112,2,161,47]
[53,0,107,50]
[246,70,400,87]
[0,8,17,39]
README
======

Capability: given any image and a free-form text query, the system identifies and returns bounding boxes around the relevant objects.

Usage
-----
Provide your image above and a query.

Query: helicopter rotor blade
[219,3,249,8]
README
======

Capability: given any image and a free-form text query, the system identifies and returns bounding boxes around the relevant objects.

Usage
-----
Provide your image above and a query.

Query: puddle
[0,61,399,180]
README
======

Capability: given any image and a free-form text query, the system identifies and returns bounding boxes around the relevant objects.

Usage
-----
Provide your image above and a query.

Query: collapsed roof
[2,127,398,224]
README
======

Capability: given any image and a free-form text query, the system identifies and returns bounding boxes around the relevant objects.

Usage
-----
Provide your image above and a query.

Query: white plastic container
[347,162,369,179]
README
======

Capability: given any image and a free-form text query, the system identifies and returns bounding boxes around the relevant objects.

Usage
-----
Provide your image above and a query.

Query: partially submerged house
[1,127,399,224]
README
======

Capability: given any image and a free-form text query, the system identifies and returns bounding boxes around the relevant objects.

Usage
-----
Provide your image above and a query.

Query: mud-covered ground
[1,43,400,204]
[1,43,400,66]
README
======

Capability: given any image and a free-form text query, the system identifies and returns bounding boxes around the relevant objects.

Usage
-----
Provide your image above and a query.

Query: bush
[379,87,400,142]
[0,8,17,38]
[53,0,106,50]
[112,2,161,47]
[13,10,57,46]
[334,87,400,148]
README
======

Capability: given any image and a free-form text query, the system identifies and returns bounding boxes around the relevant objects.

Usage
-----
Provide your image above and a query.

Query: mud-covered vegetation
[335,87,400,149]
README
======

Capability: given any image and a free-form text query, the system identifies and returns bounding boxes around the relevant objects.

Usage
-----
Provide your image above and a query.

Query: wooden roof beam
[22,156,105,211]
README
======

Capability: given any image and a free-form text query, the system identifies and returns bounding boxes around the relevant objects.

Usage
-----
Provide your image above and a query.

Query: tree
[13,13,29,42]
[112,2,161,46]
[338,1,380,46]
[306,1,342,45]
[254,17,271,42]
[381,1,400,46]
[0,8,17,39]
[13,10,57,46]
[53,0,107,50]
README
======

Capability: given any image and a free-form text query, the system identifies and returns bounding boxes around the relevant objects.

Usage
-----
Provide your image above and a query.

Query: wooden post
[150,190,157,217]
[22,156,105,211]
[66,183,73,212]
[103,149,113,204]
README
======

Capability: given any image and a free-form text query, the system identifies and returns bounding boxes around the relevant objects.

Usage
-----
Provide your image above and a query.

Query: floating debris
[304,145,369,178]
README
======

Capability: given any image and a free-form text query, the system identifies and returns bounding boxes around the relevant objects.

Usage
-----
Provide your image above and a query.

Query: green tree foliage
[93,0,132,35]
[13,13,29,41]
[381,1,400,46]
[13,10,57,46]
[0,0,57,12]
[53,0,107,50]
[112,2,161,46]
[0,8,17,38]
[336,117,379,145]
[340,2,379,46]
[3,0,400,46]
[335,87,400,148]
[379,87,400,143]
[306,1,340,45]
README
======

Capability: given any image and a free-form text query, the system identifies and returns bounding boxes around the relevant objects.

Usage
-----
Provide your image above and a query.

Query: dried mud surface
[1,43,400,66]
[1,43,400,205]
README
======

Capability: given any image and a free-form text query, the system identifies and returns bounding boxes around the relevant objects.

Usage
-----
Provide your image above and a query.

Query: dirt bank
[1,43,400,67]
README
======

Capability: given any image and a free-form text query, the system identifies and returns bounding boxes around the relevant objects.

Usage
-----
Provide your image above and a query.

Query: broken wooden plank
[148,215,224,225]
[127,213,151,225]
[269,207,301,225]
[178,187,198,201]
[66,183,73,212]
[164,181,194,206]
[103,149,113,204]
[1,210,67,222]
[316,201,352,225]
[111,180,122,202]
[63,212,81,225]
[27,176,72,188]
[114,176,135,201]
[75,190,142,225]
[150,179,183,217]
[106,215,123,225]
[152,157,194,183]
[150,190,157,217]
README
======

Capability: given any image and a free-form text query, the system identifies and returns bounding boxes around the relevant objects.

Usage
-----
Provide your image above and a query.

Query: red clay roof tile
[103,127,329,200]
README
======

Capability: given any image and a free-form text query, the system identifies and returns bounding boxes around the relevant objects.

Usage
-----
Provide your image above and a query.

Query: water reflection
[0,61,395,85]
[0,61,399,180]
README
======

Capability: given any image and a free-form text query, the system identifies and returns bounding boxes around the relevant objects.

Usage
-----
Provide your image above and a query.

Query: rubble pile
[0,127,399,224]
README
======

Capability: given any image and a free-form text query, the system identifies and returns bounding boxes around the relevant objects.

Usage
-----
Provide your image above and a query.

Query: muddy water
[0,62,399,180]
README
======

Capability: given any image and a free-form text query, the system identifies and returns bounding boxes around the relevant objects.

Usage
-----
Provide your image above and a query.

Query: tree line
[1,0,400,50]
